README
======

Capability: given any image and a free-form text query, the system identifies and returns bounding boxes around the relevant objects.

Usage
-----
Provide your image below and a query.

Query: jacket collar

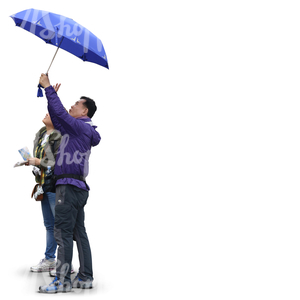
[77,117,94,126]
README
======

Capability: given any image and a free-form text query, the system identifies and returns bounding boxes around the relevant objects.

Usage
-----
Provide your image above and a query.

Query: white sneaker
[49,264,75,277]
[30,258,56,272]
[39,277,72,293]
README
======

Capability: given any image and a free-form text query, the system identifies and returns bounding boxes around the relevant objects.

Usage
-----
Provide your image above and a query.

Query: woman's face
[42,113,53,127]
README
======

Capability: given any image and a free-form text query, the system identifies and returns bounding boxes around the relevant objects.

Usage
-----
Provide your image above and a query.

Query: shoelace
[38,258,46,266]
[49,277,61,286]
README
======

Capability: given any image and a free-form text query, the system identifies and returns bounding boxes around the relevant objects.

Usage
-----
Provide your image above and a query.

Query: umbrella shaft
[47,37,64,74]
[47,47,59,74]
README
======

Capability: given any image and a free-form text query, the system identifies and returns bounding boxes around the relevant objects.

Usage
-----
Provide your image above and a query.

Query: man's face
[69,99,88,118]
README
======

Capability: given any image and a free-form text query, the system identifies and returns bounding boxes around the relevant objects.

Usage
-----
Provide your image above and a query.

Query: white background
[1,0,300,299]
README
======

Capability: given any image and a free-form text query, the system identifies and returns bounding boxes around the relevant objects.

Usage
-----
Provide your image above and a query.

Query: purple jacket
[45,86,101,190]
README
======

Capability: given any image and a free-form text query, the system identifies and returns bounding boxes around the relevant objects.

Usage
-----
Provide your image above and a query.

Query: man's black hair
[81,96,97,119]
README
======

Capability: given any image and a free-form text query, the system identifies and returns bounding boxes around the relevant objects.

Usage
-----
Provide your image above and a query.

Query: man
[38,74,101,293]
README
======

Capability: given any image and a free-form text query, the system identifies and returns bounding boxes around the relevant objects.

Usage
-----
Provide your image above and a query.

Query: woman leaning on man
[26,84,74,276]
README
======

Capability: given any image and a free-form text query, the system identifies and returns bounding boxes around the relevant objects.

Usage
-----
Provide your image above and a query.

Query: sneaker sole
[39,287,72,293]
[39,284,72,293]
[49,270,75,277]
[31,268,55,273]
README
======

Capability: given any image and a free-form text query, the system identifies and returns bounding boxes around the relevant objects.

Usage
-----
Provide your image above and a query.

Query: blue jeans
[41,192,57,260]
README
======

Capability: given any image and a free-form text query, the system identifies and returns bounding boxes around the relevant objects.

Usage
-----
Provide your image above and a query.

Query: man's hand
[53,83,61,93]
[39,73,51,89]
[25,158,41,166]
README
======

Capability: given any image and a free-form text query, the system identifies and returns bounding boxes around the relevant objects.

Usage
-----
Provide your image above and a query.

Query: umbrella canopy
[10,8,109,69]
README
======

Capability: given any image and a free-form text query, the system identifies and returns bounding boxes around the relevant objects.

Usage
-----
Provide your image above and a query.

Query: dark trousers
[54,184,93,283]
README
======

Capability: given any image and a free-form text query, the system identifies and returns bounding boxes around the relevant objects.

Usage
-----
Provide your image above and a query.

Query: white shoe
[39,277,72,293]
[49,264,75,277]
[30,258,56,272]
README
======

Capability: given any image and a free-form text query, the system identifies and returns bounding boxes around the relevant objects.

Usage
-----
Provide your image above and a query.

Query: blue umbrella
[10,8,109,96]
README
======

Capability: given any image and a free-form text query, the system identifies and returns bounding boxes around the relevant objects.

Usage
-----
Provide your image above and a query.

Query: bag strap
[53,174,88,189]
[38,144,47,185]
[53,174,85,181]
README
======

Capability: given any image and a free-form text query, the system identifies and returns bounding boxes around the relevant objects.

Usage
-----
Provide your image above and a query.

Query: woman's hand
[25,158,41,166]
[53,83,61,93]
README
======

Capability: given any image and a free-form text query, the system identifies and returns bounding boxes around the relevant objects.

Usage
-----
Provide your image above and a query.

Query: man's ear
[81,99,89,117]
[82,106,89,117]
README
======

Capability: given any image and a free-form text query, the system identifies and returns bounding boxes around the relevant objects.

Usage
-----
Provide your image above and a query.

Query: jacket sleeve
[45,86,84,136]
[33,130,39,157]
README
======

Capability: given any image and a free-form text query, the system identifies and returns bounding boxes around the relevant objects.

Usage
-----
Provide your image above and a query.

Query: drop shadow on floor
[15,267,107,295]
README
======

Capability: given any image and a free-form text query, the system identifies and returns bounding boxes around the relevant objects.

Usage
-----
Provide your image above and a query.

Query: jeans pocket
[56,185,66,205]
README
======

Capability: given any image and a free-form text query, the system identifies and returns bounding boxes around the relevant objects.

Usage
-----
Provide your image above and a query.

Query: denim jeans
[41,192,57,260]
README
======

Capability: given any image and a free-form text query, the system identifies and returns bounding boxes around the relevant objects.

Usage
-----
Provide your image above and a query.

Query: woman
[26,84,75,275]
[26,111,62,272]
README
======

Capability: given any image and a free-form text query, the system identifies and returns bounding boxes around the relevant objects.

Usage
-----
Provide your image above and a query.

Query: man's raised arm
[39,74,82,135]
